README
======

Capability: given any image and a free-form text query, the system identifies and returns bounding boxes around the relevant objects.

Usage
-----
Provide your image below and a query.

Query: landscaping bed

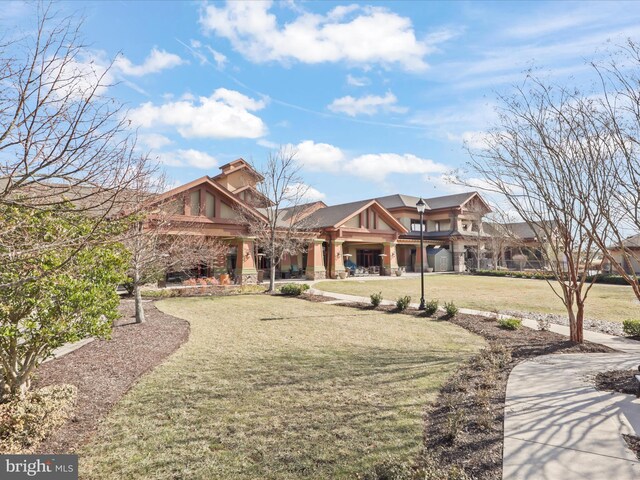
[424,313,614,480]
[594,369,638,395]
[32,300,189,454]
[300,294,616,479]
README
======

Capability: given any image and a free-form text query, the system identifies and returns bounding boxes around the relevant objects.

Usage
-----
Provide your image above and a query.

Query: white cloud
[114,48,185,77]
[285,183,326,202]
[128,88,267,139]
[346,74,370,87]
[138,133,173,150]
[206,46,228,68]
[157,149,219,169]
[45,53,114,99]
[257,139,279,149]
[328,92,407,117]
[288,140,345,172]
[199,1,434,72]
[345,153,448,182]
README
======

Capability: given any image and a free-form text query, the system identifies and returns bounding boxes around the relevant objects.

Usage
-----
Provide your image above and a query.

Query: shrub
[423,299,439,317]
[623,319,640,337]
[498,318,522,330]
[395,295,411,311]
[370,292,383,308]
[444,301,458,318]
[444,408,465,443]
[183,278,197,286]
[279,283,309,296]
[0,385,77,453]
[203,277,219,285]
[472,344,512,370]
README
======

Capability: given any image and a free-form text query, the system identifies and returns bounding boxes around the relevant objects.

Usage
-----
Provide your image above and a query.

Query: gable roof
[213,158,263,182]
[483,221,554,241]
[304,199,407,232]
[147,175,267,222]
[617,233,640,249]
[375,191,489,212]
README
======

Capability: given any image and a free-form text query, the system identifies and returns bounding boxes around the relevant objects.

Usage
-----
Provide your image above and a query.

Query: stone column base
[382,267,398,276]
[235,272,258,285]
[305,269,326,280]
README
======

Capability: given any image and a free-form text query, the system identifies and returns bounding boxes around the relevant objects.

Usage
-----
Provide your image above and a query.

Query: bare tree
[482,210,526,270]
[123,173,227,323]
[0,4,152,286]
[582,40,640,299]
[466,76,608,343]
[238,147,316,292]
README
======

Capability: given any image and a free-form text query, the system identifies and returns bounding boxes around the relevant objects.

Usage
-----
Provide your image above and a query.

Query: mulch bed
[424,314,614,480]
[33,300,189,454]
[299,295,617,480]
[623,434,640,460]
[594,370,638,395]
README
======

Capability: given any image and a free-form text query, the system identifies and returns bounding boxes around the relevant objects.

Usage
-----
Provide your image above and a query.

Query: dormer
[212,158,263,193]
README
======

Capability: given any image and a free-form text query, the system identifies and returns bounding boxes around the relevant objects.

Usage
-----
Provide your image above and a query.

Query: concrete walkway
[308,285,640,480]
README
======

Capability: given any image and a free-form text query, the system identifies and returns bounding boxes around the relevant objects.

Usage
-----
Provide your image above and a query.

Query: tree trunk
[133,267,145,324]
[269,263,276,293]
[134,283,145,323]
[567,306,584,343]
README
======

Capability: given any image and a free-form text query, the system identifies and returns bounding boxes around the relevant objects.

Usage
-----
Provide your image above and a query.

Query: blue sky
[3,1,640,205]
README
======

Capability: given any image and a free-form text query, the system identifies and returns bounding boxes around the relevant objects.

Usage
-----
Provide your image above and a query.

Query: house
[605,233,640,274]
[148,159,494,283]
[482,221,551,270]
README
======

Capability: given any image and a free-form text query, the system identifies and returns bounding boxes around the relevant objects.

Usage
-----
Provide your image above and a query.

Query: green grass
[80,295,485,479]
[314,274,640,323]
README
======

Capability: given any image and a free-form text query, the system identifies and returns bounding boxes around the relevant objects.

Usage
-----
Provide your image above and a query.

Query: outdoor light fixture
[416,198,426,310]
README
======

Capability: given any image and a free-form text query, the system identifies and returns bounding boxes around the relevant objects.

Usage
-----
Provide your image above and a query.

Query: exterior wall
[377,218,392,231]
[305,239,326,280]
[219,201,235,219]
[329,241,345,278]
[342,216,360,228]
[234,237,258,284]
[382,242,399,275]
[451,240,466,272]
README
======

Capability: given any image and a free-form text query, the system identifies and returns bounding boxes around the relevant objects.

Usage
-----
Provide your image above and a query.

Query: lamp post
[416,198,427,310]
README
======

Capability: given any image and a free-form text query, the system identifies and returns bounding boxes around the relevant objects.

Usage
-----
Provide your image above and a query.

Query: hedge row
[474,270,632,286]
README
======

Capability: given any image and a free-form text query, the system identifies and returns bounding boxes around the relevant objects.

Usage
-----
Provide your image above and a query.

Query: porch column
[452,240,466,272]
[382,242,399,276]
[305,239,326,280]
[235,237,258,284]
[414,245,426,272]
[280,253,292,277]
[330,240,345,279]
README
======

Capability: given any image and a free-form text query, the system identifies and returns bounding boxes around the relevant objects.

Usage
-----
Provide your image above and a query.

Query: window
[165,198,184,215]
[434,221,440,232]
[205,192,215,219]
[190,190,201,216]
[462,223,469,231]
[410,219,426,232]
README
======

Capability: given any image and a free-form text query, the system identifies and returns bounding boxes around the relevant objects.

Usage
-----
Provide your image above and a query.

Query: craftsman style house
[151,159,493,283]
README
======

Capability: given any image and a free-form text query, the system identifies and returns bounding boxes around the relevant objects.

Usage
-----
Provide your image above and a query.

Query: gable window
[190,190,201,216]
[205,192,215,219]
[165,198,184,215]
[434,221,440,232]
[410,219,426,232]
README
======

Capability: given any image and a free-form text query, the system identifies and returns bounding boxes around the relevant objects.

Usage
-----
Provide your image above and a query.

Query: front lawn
[314,274,640,322]
[79,295,484,479]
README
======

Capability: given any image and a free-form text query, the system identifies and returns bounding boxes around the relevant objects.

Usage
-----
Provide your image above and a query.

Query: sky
[2,0,640,205]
